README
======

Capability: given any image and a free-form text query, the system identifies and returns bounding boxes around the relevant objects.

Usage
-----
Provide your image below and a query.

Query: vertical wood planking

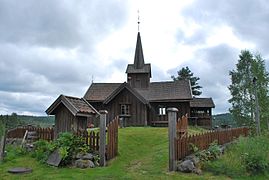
[174,127,249,161]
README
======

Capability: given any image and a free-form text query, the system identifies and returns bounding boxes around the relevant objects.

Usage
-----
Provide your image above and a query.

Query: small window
[159,107,166,115]
[121,104,130,115]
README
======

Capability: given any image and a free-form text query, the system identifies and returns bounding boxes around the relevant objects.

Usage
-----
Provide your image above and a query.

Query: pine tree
[172,66,202,96]
[228,50,269,129]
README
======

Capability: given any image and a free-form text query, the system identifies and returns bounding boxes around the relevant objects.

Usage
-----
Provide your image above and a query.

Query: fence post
[99,110,107,167]
[0,116,7,162]
[168,107,178,171]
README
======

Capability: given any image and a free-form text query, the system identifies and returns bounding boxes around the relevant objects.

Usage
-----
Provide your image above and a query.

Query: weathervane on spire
[137,9,140,32]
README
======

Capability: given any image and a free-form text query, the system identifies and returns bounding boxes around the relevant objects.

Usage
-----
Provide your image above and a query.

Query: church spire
[134,32,145,69]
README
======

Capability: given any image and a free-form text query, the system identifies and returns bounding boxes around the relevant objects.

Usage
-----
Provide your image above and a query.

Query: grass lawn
[0,127,230,180]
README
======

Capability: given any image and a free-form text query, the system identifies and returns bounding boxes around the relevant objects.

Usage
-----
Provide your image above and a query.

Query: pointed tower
[126,32,151,89]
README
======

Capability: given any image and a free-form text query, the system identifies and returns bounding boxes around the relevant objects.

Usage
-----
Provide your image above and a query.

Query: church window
[159,107,166,115]
[121,104,130,115]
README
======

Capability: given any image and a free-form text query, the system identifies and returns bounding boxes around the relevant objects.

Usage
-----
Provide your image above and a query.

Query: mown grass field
[0,127,230,180]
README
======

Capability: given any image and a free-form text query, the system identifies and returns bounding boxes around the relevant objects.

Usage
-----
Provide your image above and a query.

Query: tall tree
[172,66,202,96]
[228,50,269,129]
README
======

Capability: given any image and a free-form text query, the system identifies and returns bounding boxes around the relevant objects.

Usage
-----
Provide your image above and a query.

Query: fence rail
[176,114,188,138]
[175,127,249,160]
[7,126,54,141]
[6,117,119,161]
[106,116,119,160]
[76,130,100,152]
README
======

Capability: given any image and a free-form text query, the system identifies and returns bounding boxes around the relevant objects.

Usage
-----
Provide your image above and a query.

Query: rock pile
[177,155,202,175]
[74,153,98,169]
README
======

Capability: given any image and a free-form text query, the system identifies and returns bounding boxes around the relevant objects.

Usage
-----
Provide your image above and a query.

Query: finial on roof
[137,9,140,32]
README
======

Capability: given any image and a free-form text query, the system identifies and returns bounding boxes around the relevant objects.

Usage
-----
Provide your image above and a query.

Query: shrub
[52,132,89,165]
[242,153,268,175]
[32,132,90,166]
[204,135,269,178]
[32,140,54,163]
[4,145,28,162]
[194,141,222,162]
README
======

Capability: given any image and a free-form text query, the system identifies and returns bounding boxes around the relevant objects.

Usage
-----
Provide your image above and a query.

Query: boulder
[82,153,94,160]
[75,153,83,159]
[193,168,202,175]
[185,155,200,167]
[177,160,195,173]
[75,159,95,169]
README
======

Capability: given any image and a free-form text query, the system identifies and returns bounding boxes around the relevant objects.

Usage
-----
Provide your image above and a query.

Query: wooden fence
[6,117,119,161]
[7,126,54,141]
[106,116,119,160]
[77,130,100,152]
[176,114,188,138]
[175,127,249,160]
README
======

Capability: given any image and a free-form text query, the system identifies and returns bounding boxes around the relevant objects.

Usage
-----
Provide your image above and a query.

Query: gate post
[99,110,107,167]
[0,116,7,162]
[168,108,178,171]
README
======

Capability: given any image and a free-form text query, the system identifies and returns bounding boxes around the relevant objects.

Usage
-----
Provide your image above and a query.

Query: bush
[243,153,268,175]
[32,140,55,163]
[204,135,269,177]
[4,145,28,162]
[31,132,90,166]
[192,141,222,162]
[54,132,89,165]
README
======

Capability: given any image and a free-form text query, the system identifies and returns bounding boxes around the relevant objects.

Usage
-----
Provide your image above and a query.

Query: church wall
[127,73,150,88]
[105,88,147,126]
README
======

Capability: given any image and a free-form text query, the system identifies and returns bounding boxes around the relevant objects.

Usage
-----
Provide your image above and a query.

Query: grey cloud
[182,0,269,54]
[0,0,129,115]
[0,0,128,48]
[168,44,238,114]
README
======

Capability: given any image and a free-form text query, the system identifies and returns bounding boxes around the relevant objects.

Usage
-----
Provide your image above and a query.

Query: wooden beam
[99,110,107,167]
[168,107,178,171]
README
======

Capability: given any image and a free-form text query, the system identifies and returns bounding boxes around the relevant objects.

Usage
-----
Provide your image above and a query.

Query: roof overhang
[103,82,148,105]
[46,95,98,117]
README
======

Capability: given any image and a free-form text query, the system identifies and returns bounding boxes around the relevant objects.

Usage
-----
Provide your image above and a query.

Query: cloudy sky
[0,0,268,115]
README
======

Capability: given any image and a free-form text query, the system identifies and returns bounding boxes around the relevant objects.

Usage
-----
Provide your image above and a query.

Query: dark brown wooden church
[83,32,215,128]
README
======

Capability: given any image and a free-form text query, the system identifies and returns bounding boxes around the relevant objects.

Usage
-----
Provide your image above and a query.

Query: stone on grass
[46,149,62,167]
[82,153,94,160]
[8,167,32,174]
[177,160,195,173]
[75,159,95,169]
[185,155,200,167]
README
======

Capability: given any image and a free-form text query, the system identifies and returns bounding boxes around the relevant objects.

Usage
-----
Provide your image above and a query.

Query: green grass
[0,127,229,180]
[204,134,269,179]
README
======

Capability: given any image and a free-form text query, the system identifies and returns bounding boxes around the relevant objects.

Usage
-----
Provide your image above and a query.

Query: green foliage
[0,117,6,136]
[32,140,55,163]
[205,135,269,177]
[172,66,202,96]
[242,153,268,175]
[52,132,89,165]
[213,113,237,127]
[195,141,221,162]
[0,114,54,130]
[32,132,89,165]
[228,50,269,130]
[4,145,28,162]
[189,143,199,153]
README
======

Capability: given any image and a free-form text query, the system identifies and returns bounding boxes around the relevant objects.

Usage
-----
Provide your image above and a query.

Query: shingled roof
[136,80,192,101]
[126,63,151,75]
[103,82,148,104]
[190,98,215,108]
[84,80,192,102]
[46,95,98,116]
[84,83,121,101]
